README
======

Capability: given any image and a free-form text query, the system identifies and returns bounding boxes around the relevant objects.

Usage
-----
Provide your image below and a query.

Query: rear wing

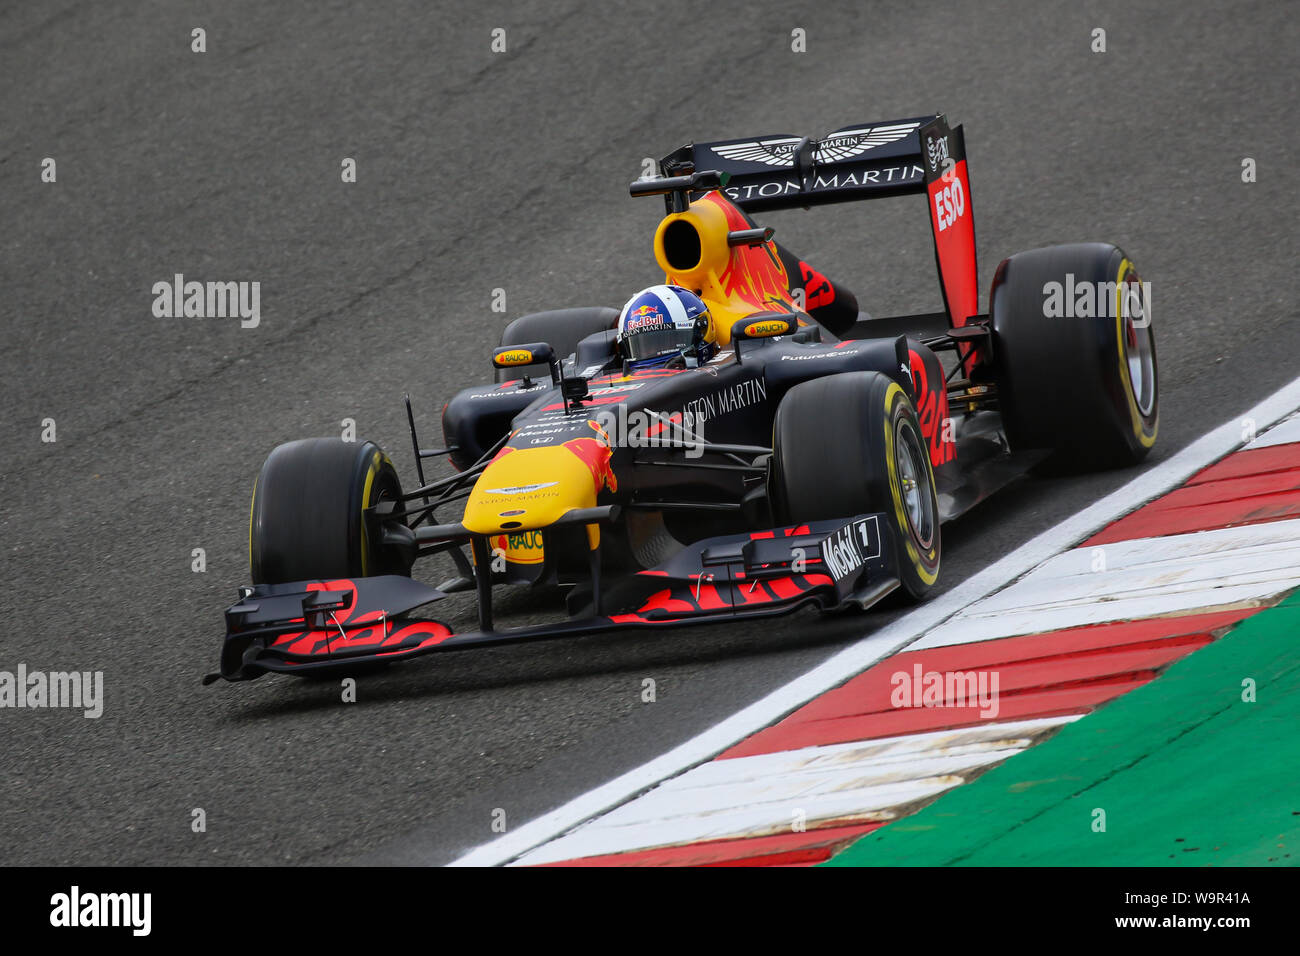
[658,114,980,328]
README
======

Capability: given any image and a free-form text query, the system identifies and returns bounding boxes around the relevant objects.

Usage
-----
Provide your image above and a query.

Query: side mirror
[729,315,796,364]
[492,342,560,384]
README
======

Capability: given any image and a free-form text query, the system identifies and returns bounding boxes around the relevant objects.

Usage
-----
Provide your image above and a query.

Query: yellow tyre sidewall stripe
[883,382,940,586]
[358,450,384,577]
[1114,257,1158,449]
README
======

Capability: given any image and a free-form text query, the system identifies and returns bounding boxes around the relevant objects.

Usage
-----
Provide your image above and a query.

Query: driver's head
[616,285,715,370]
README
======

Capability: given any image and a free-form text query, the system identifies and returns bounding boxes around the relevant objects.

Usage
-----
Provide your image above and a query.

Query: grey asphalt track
[0,0,1295,866]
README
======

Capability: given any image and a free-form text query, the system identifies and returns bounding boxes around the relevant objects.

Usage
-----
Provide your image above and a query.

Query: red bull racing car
[208,114,1158,684]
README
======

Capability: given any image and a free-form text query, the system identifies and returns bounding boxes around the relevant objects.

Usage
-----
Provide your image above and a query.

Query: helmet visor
[622,326,695,362]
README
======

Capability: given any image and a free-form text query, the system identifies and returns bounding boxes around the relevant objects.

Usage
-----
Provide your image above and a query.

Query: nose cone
[462,440,617,535]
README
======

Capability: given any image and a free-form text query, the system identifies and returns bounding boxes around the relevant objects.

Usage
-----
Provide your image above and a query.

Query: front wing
[207,514,898,683]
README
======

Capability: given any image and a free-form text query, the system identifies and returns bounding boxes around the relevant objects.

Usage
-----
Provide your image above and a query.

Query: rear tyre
[249,438,411,585]
[990,242,1158,470]
[771,371,940,601]
[497,306,619,382]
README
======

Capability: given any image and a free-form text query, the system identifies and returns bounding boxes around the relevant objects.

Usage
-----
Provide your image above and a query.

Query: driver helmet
[616,284,716,370]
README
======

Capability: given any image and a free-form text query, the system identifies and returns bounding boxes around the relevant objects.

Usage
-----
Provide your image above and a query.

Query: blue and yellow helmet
[616,284,716,369]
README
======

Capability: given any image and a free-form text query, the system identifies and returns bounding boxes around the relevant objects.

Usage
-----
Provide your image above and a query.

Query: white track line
[1249,411,1300,449]
[914,518,1300,648]
[515,716,1078,865]
[448,375,1300,866]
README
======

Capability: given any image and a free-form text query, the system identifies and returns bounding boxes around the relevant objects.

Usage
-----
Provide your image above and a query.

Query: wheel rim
[365,474,405,575]
[1122,276,1156,417]
[895,419,936,551]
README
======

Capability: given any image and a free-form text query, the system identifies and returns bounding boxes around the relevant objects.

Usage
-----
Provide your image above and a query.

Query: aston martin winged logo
[710,122,922,167]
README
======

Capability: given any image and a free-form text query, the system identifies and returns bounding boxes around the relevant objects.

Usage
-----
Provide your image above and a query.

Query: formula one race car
[208,113,1158,683]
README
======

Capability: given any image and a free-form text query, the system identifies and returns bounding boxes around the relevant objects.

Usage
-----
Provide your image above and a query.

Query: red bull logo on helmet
[624,303,668,332]
[619,287,705,334]
[625,314,668,331]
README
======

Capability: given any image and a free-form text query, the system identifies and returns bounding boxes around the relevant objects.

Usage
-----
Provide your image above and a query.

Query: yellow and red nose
[461,441,617,550]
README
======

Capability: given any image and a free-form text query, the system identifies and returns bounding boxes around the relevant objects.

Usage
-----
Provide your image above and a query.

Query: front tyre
[249,438,411,585]
[771,371,940,601]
